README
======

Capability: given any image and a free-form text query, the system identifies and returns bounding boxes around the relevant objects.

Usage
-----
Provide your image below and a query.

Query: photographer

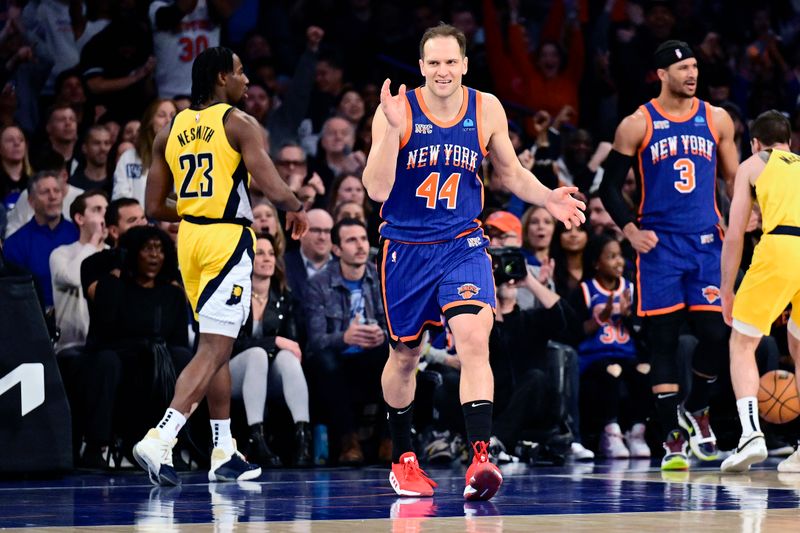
[487,246,591,461]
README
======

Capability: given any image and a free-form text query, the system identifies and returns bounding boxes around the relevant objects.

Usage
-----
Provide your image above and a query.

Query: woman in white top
[112,99,176,204]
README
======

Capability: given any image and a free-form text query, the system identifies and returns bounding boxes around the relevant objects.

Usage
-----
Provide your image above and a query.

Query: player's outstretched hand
[380,79,407,130]
[545,186,586,230]
[286,209,309,240]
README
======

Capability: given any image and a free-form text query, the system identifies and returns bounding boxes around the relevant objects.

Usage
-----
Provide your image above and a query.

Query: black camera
[488,247,528,285]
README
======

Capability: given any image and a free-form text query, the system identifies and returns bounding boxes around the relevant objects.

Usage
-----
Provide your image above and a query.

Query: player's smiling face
[420,36,468,99]
[663,58,698,98]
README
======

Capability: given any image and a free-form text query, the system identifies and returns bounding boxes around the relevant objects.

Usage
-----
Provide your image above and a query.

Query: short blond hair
[419,23,466,59]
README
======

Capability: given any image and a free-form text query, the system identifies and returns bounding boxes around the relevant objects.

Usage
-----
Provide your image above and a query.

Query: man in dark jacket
[304,218,388,465]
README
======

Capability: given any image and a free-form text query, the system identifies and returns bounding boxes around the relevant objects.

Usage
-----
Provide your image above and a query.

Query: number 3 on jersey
[415,172,461,209]
[179,153,214,198]
[673,158,696,193]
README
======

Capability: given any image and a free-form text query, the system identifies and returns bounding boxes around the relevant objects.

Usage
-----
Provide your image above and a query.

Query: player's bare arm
[482,92,585,229]
[145,127,181,222]
[711,105,739,194]
[720,154,760,325]
[601,110,659,253]
[363,79,406,202]
[226,109,308,239]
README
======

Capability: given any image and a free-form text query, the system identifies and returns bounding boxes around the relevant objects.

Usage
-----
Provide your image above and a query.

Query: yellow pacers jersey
[756,149,800,234]
[165,103,252,223]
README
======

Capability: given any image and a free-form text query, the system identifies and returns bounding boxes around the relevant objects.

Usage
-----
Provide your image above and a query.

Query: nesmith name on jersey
[649,134,714,164]
[406,144,479,173]
[176,125,216,147]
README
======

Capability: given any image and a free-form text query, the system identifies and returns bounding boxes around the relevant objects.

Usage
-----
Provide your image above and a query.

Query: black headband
[654,41,694,69]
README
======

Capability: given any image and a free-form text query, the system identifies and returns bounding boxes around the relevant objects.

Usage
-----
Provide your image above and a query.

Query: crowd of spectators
[1,0,800,469]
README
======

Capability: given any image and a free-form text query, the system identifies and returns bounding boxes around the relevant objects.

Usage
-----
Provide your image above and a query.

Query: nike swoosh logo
[397,406,412,415]
[471,402,491,408]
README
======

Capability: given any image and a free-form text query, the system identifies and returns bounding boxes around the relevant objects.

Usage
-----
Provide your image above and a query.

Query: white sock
[736,397,761,438]
[156,408,186,441]
[211,419,234,454]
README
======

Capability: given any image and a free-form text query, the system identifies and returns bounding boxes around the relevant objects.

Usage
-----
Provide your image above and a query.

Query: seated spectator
[231,234,311,467]
[304,218,388,465]
[80,197,148,306]
[311,116,365,190]
[489,266,593,462]
[335,88,366,129]
[69,125,113,195]
[113,99,177,205]
[50,190,108,356]
[3,171,78,308]
[485,210,552,310]
[251,198,286,256]
[83,226,191,464]
[5,151,83,238]
[31,104,80,176]
[521,205,556,270]
[0,125,32,211]
[333,200,365,224]
[567,232,650,459]
[550,223,589,297]
[284,208,333,300]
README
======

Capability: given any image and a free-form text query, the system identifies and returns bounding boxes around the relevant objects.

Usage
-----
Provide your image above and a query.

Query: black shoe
[78,445,109,470]
[246,424,282,467]
[293,422,312,467]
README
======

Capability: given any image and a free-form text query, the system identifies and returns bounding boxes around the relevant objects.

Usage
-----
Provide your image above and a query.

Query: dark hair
[119,225,179,286]
[332,200,365,222]
[419,23,467,59]
[106,197,141,227]
[46,102,76,123]
[331,217,367,246]
[255,232,287,292]
[582,230,620,281]
[27,169,60,195]
[191,47,235,106]
[33,149,66,174]
[69,189,108,223]
[550,222,590,295]
[327,173,370,215]
[750,109,791,146]
[83,124,110,144]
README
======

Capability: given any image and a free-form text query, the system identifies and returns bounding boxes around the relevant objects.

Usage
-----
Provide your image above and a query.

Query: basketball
[757,370,800,424]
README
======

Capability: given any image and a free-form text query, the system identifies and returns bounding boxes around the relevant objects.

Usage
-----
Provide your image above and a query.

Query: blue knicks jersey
[637,98,720,233]
[380,86,487,242]
[577,278,636,365]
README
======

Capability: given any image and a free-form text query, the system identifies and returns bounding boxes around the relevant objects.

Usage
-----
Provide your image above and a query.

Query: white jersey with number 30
[149,0,221,99]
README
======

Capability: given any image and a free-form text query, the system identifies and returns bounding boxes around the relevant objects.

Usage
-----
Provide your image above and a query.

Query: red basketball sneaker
[389,452,437,497]
[463,441,503,501]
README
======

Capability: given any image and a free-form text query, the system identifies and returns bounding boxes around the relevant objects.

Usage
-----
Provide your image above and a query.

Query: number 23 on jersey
[415,171,461,209]
[178,153,214,198]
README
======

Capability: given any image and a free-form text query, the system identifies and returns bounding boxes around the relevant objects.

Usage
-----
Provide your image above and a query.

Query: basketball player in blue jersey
[132,47,308,486]
[599,41,739,471]
[363,23,585,500]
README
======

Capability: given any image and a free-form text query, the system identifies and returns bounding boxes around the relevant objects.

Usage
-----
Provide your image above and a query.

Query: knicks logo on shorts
[226,284,244,305]
[701,285,720,304]
[457,283,480,300]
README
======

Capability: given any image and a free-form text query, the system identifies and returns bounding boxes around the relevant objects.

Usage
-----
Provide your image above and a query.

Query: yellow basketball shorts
[177,220,256,338]
[732,235,800,336]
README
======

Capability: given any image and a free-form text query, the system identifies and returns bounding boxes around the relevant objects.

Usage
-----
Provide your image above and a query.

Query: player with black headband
[599,40,739,470]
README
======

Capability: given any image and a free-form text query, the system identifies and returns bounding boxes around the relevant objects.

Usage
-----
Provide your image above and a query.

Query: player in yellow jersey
[133,47,308,486]
[721,110,800,473]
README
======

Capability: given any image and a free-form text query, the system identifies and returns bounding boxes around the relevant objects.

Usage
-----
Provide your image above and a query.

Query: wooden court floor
[2,458,799,531]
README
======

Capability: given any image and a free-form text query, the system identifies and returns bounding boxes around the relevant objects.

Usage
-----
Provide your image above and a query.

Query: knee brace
[689,311,729,377]
[644,312,684,386]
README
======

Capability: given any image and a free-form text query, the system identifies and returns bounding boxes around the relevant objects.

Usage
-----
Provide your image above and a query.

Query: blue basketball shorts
[377,231,496,345]
[636,227,723,316]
